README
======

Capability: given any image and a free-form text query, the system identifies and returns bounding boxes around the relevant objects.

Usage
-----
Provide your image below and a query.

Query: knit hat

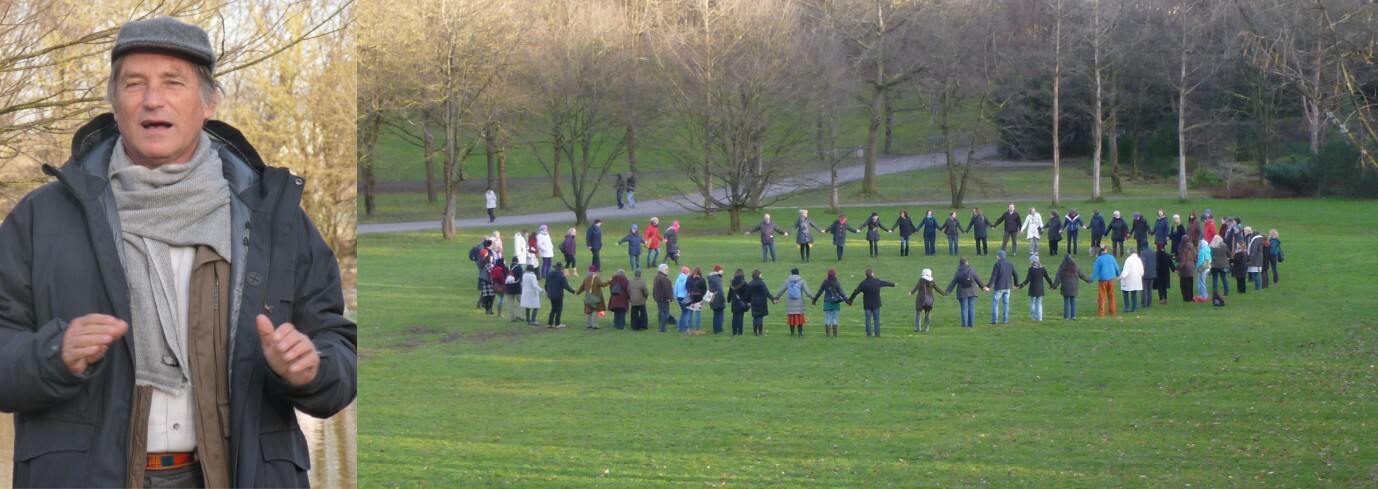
[1030,254,1040,264]
[112,17,217,71]
[713,264,723,272]
[921,268,932,281]
[539,225,548,232]
[997,250,1006,259]
[588,265,597,273]
[631,224,638,232]
[827,268,836,277]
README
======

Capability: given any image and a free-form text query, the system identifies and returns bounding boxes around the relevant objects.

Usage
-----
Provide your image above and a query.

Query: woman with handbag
[728,269,750,336]
[576,266,610,329]
[706,265,727,334]
[908,268,947,332]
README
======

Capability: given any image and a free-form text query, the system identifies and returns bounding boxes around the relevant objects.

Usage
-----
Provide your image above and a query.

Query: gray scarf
[110,132,233,394]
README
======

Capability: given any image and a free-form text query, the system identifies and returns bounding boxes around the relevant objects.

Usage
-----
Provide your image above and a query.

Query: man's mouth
[141,120,173,131]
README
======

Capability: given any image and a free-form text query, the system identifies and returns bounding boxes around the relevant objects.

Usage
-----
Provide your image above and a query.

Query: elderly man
[0,18,356,488]
[745,213,788,262]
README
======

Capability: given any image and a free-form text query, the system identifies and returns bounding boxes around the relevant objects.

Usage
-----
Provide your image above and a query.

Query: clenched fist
[257,315,320,386]
[62,314,128,375]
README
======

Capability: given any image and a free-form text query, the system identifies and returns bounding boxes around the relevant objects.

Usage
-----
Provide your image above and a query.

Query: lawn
[358,197,1377,487]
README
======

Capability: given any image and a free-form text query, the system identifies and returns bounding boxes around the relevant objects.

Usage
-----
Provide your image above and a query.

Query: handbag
[583,293,601,307]
[702,290,717,304]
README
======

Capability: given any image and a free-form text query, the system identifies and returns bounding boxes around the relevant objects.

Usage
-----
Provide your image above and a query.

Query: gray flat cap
[112,17,216,71]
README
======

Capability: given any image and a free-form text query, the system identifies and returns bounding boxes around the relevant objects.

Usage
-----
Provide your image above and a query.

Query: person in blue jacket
[918,210,941,255]
[586,219,604,271]
[1092,245,1122,317]
[1089,209,1107,252]
[617,224,644,271]
[1064,209,1084,255]
[1153,209,1170,249]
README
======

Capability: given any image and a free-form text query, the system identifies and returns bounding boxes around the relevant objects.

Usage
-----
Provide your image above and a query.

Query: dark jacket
[1044,216,1063,241]
[0,115,356,488]
[825,219,858,247]
[586,224,603,250]
[1170,224,1186,254]
[942,217,963,237]
[1153,217,1170,244]
[618,233,644,255]
[988,259,1019,290]
[1108,217,1129,241]
[746,220,786,244]
[1019,266,1053,297]
[918,215,940,237]
[792,217,823,245]
[892,215,917,237]
[864,215,891,241]
[1177,243,1198,278]
[1230,249,1249,278]
[812,276,845,304]
[1131,216,1150,242]
[652,272,674,303]
[945,264,987,299]
[1155,250,1177,284]
[561,234,577,256]
[848,276,896,310]
[1140,248,1158,280]
[707,273,726,309]
[606,274,630,310]
[1064,213,1083,236]
[546,270,577,299]
[663,228,679,256]
[506,267,524,295]
[1089,213,1107,237]
[729,276,750,313]
[1051,265,1091,298]
[686,275,708,305]
[1247,235,1266,268]
[747,278,772,317]
[967,214,994,238]
[993,210,1021,233]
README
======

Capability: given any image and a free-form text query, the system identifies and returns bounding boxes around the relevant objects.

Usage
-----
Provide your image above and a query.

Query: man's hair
[106,55,223,109]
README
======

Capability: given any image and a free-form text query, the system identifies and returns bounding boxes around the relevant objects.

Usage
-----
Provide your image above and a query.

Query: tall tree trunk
[552,122,564,198]
[1177,40,1189,201]
[863,85,882,197]
[1090,0,1103,202]
[883,90,895,155]
[729,206,741,233]
[1110,104,1122,193]
[359,112,381,216]
[497,142,509,209]
[423,117,438,203]
[1051,2,1062,208]
[442,96,458,239]
[626,123,638,180]
[1306,34,1324,154]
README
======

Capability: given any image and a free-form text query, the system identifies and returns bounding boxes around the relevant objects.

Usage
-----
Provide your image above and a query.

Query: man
[0,18,356,488]
[745,213,788,262]
[586,219,603,271]
[628,269,650,330]
[545,263,576,328]
[625,172,637,208]
[1092,245,1123,317]
[847,268,895,337]
[485,187,498,223]
[1107,210,1129,257]
[653,264,674,332]
[615,173,625,209]
[991,203,1021,256]
[987,250,1019,324]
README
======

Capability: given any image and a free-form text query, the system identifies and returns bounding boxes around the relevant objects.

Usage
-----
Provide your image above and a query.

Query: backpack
[787,280,802,300]
[469,244,481,262]
[825,284,844,303]
[964,269,975,288]
[1212,292,1226,307]
[610,282,625,295]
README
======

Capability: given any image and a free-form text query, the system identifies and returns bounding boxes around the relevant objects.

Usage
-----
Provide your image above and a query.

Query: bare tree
[924,0,1004,209]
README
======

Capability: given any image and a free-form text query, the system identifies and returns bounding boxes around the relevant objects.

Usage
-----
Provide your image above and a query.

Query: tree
[924,0,1004,209]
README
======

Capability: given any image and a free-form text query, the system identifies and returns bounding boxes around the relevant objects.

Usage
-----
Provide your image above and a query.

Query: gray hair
[106,55,223,110]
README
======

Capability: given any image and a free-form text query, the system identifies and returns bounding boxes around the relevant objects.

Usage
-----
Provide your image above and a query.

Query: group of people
[466,206,1284,335]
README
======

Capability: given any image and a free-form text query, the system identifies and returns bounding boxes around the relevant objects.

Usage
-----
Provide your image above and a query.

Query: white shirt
[147,246,197,452]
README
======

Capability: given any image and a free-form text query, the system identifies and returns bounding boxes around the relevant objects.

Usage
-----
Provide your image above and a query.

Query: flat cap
[112,17,216,71]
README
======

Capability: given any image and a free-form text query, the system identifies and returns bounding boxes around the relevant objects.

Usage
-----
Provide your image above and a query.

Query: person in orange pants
[1091,245,1121,316]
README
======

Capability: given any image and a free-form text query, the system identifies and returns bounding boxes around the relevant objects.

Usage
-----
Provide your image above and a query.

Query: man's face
[1008,204,1015,212]
[113,52,215,168]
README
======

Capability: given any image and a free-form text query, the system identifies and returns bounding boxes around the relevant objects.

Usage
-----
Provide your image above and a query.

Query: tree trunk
[1177,53,1189,201]
[729,206,741,233]
[1051,4,1061,208]
[862,86,882,197]
[552,122,564,198]
[1090,0,1102,202]
[442,98,458,240]
[358,112,381,216]
[626,123,638,180]
[425,117,438,203]
[497,142,509,209]
[1110,105,1122,193]
[883,90,895,155]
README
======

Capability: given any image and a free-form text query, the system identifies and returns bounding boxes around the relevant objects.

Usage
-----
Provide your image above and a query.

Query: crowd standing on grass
[464,205,1284,333]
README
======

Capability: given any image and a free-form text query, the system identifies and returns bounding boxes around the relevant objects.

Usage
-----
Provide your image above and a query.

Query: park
[356,0,1378,487]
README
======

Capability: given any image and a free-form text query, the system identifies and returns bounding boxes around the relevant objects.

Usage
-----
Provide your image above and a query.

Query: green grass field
[358,197,1377,487]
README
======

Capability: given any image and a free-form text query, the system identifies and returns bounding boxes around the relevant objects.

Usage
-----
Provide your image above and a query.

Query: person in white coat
[1020,207,1045,256]
[513,230,529,269]
[1118,250,1145,313]
[520,264,545,325]
[485,188,498,222]
[536,225,556,277]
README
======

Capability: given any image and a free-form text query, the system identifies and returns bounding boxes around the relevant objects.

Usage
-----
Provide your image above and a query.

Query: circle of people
[468,205,1284,336]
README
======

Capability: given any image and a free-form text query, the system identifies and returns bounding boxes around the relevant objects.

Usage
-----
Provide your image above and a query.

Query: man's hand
[62,314,128,375]
[257,315,319,387]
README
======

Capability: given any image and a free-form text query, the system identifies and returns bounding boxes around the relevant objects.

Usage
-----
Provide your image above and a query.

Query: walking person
[1051,254,1092,320]
[1064,209,1084,255]
[774,268,814,337]
[561,227,578,271]
[607,269,630,330]
[576,266,610,329]
[811,269,847,337]
[617,224,644,271]
[1045,210,1063,256]
[746,213,788,262]
[1021,207,1044,256]
[909,268,948,332]
[615,173,625,209]
[485,187,498,222]
[587,219,604,271]
[625,173,637,208]
[545,263,577,328]
[1154,243,1176,304]
[729,269,750,336]
[945,258,989,327]
[864,212,893,258]
[1139,245,1157,310]
[663,220,681,266]
[1209,235,1231,296]
[644,217,663,267]
[918,210,940,255]
[792,209,825,262]
[747,270,773,336]
[1268,229,1283,284]
[943,211,964,255]
[1092,246,1122,316]
[708,265,727,334]
[992,203,1022,255]
[1246,227,1266,290]
[686,267,708,335]
[1177,239,1199,303]
[1018,255,1054,321]
[536,225,555,278]
[848,268,897,337]
[968,208,994,256]
[1119,249,1145,313]
[1089,209,1107,252]
[653,264,674,332]
[629,269,651,331]
[988,250,1019,324]
[892,210,918,256]
[521,265,544,325]
[825,213,859,260]
[1108,211,1129,257]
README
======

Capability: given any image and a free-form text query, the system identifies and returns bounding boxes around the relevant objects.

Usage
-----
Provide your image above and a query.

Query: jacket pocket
[260,427,311,470]
[14,418,93,488]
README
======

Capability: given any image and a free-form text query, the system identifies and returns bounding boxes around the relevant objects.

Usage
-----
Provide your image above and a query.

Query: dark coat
[1089,213,1107,237]
[729,276,750,313]
[707,273,726,309]
[1044,216,1064,241]
[1131,217,1150,242]
[792,217,823,245]
[1170,224,1186,255]
[1153,217,1170,244]
[1051,266,1091,298]
[546,270,577,299]
[1140,248,1158,280]
[1019,266,1054,297]
[686,275,708,305]
[988,258,1020,290]
[747,278,772,317]
[848,276,896,310]
[1177,243,1198,278]
[1247,235,1266,268]
[967,214,994,238]
[945,264,987,299]
[606,274,630,310]
[506,267,525,295]
[663,228,679,256]
[746,220,786,244]
[825,219,858,246]
[993,210,1022,233]
[942,217,963,236]
[0,115,356,488]
[892,215,917,237]
[1231,250,1249,278]
[1108,217,1129,241]
[918,216,940,237]
[1064,214,1083,237]
[561,234,577,256]
[586,224,603,250]
[1155,250,1177,284]
[864,216,891,241]
[653,272,674,303]
[618,233,644,255]
[812,276,845,303]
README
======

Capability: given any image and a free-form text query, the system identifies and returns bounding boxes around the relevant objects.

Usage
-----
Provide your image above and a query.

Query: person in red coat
[644,217,663,268]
